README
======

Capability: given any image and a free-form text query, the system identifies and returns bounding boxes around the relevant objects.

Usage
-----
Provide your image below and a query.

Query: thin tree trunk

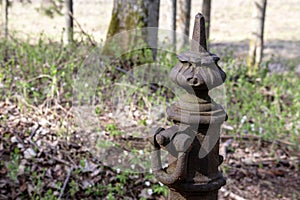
[171,0,176,49]
[2,0,8,62]
[2,0,8,40]
[145,0,160,58]
[171,0,176,35]
[165,0,176,51]
[247,0,267,75]
[202,0,211,46]
[176,0,191,50]
[64,0,73,44]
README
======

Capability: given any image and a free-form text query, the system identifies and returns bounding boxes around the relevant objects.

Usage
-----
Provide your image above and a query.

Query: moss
[106,10,120,39]
[107,2,145,38]
[125,12,137,30]
[104,0,153,60]
[125,11,144,30]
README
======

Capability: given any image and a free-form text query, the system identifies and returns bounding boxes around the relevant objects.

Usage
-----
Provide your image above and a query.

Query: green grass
[0,35,93,105]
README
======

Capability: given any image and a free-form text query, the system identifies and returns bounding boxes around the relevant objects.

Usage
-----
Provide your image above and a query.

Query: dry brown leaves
[219,135,300,200]
[0,100,299,199]
[0,100,158,199]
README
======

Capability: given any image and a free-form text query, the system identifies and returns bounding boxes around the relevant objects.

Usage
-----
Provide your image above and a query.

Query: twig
[68,12,97,46]
[29,124,41,140]
[14,95,42,115]
[67,155,77,166]
[58,166,73,200]
[26,74,53,83]
[53,99,74,117]
[50,155,73,167]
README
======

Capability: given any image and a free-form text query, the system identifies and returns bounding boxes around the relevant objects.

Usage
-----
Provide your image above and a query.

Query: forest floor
[0,99,299,199]
[1,0,300,199]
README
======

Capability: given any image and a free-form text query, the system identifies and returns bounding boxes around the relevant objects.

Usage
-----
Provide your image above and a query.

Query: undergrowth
[222,56,300,145]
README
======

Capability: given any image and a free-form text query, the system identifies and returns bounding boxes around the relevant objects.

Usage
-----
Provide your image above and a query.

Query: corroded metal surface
[151,13,227,200]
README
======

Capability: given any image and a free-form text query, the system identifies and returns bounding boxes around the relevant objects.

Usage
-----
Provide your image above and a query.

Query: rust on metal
[151,13,227,199]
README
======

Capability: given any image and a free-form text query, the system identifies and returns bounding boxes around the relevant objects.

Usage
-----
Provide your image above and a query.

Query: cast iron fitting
[151,127,192,185]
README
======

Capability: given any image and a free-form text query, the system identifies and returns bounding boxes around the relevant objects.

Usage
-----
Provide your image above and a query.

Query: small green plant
[69,179,80,197]
[152,183,168,197]
[6,148,21,183]
[105,123,124,136]
[95,106,102,115]
[42,189,56,200]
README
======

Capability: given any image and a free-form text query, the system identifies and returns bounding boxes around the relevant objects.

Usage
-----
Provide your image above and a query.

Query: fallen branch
[58,166,73,200]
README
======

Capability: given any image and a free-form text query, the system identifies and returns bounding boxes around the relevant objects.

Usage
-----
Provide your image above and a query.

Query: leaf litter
[0,100,299,199]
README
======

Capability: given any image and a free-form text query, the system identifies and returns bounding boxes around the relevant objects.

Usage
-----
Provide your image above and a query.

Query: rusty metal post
[150,13,227,199]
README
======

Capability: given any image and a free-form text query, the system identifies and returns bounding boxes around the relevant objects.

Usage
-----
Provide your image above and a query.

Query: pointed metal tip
[195,13,204,18]
[191,13,207,52]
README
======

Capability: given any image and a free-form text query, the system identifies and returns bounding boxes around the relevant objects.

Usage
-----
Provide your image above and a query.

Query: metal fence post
[151,13,227,200]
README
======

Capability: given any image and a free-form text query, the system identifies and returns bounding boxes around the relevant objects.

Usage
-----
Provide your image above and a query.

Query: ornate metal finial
[191,13,207,52]
[150,13,227,200]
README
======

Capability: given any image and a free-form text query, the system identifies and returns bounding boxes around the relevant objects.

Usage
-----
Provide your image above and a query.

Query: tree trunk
[145,0,160,58]
[2,0,8,40]
[64,0,73,44]
[171,0,177,36]
[165,0,176,52]
[247,0,267,75]
[106,0,160,51]
[176,0,191,50]
[2,0,8,61]
[171,0,176,50]
[202,0,211,46]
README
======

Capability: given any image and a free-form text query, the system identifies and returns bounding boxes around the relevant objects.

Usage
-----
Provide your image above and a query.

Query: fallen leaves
[220,134,300,199]
[0,100,299,199]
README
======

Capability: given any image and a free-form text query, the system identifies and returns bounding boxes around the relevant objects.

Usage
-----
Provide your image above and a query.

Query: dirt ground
[4,0,300,61]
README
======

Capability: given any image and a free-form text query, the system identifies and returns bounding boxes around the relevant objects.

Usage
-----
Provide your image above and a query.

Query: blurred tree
[106,0,160,38]
[176,0,191,50]
[171,0,176,36]
[2,0,8,40]
[64,0,73,44]
[202,0,211,45]
[247,0,267,75]
[165,0,176,51]
[105,0,160,58]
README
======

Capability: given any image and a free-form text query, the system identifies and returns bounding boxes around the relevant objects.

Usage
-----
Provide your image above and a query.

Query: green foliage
[0,35,90,105]
[6,153,20,183]
[223,57,300,145]
[69,179,79,197]
[152,183,168,196]
[105,123,124,136]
